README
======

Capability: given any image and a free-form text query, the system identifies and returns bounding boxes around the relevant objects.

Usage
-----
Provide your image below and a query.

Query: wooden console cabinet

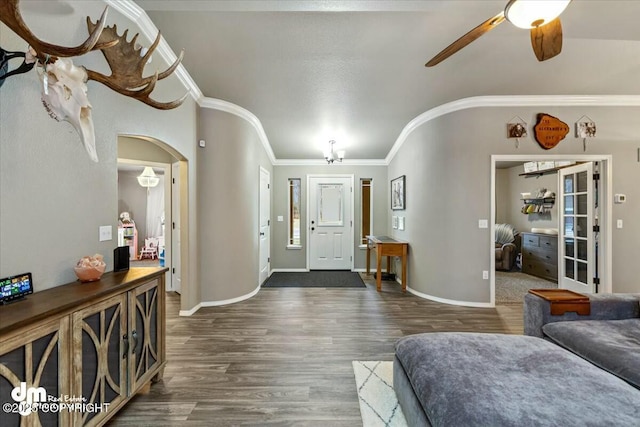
[0,267,166,427]
[521,232,558,282]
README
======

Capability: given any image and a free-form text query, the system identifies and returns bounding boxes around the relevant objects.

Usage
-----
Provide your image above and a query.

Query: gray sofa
[393,293,640,426]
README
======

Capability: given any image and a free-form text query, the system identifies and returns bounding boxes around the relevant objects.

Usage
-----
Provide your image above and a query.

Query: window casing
[360,179,372,245]
[288,178,301,247]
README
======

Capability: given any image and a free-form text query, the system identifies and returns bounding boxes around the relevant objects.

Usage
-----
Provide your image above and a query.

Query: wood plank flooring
[110,275,523,426]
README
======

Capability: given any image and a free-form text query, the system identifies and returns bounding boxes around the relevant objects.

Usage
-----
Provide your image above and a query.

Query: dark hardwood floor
[110,275,523,426]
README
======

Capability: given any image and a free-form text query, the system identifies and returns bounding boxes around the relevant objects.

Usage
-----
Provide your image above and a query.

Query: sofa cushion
[395,333,640,427]
[543,318,640,389]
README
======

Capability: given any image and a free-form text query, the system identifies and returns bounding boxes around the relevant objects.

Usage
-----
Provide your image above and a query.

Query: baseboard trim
[353,268,389,273]
[179,303,202,317]
[407,287,494,308]
[270,268,310,273]
[179,286,261,315]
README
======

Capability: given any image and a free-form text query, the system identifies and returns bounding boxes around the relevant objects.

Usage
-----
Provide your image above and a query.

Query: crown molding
[273,158,388,166]
[385,94,640,164]
[105,0,203,102]
[198,98,277,163]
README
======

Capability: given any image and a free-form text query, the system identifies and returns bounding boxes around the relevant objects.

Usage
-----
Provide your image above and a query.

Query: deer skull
[38,57,97,162]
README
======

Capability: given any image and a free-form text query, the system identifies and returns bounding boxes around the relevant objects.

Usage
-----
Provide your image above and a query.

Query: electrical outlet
[99,225,112,242]
[617,219,623,229]
[482,270,489,280]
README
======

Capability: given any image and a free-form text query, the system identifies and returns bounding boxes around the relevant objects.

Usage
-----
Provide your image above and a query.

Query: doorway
[491,155,612,306]
[259,167,271,285]
[307,175,354,270]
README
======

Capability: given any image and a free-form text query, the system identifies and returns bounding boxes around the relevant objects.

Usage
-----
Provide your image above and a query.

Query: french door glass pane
[577,194,588,215]
[565,238,574,258]
[576,217,587,238]
[577,261,588,284]
[577,171,588,192]
[564,195,574,214]
[577,239,588,261]
[564,217,574,237]
[565,258,575,279]
[564,175,574,193]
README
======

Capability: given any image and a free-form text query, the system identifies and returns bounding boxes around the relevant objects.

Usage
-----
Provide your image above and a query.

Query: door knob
[311,220,315,224]
[311,227,315,231]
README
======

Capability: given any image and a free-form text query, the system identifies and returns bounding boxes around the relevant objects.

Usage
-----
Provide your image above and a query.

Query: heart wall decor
[534,113,570,149]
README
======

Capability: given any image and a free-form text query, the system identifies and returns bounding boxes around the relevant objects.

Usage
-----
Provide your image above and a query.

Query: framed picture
[576,121,596,138]
[391,175,405,210]
[507,122,527,138]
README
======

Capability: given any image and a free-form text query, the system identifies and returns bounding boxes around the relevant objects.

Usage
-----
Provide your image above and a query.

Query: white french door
[308,176,353,270]
[558,163,597,293]
[171,162,181,294]
[259,167,271,285]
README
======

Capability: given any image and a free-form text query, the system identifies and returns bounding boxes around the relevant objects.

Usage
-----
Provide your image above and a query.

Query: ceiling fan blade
[530,17,563,61]
[425,12,506,67]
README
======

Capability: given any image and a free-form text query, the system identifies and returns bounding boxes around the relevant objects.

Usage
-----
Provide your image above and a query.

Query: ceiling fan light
[505,0,571,29]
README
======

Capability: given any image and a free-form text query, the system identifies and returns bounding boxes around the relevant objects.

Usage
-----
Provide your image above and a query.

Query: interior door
[308,176,352,270]
[171,162,181,294]
[558,163,596,293]
[259,167,271,285]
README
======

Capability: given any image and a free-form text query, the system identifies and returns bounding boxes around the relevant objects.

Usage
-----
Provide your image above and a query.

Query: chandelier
[137,167,160,187]
[324,140,345,164]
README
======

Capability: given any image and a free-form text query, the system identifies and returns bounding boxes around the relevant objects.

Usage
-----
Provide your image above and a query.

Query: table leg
[401,245,407,292]
[366,243,371,276]
[376,244,382,292]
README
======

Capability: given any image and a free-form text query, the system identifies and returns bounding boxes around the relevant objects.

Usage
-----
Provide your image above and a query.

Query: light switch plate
[392,216,398,229]
[617,219,623,229]
[478,219,488,229]
[99,225,112,241]
[398,217,405,231]
[277,216,284,222]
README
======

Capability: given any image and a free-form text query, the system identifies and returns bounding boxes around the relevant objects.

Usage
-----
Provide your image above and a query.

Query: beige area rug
[353,361,407,427]
[496,271,557,303]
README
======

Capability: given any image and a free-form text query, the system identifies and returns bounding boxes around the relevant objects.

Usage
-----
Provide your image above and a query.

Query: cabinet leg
[137,382,152,395]
[152,365,166,382]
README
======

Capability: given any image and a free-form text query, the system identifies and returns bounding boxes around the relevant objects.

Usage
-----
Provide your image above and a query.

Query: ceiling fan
[426,0,572,67]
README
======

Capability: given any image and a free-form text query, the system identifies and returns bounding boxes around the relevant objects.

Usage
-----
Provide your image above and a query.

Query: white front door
[308,176,353,270]
[558,162,597,293]
[259,167,271,285]
[171,162,181,294]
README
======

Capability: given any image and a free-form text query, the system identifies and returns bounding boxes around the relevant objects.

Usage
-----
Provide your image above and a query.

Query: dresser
[0,267,167,427]
[521,232,558,282]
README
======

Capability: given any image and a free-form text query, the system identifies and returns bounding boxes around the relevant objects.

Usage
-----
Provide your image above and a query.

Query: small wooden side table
[366,235,409,292]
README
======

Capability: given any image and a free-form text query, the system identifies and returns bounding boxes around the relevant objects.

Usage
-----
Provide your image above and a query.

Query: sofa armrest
[524,293,640,338]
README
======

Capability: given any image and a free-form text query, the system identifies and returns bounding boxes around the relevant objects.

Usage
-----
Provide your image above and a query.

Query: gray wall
[197,109,273,302]
[389,106,640,303]
[0,4,200,311]
[118,136,176,164]
[271,165,388,271]
[496,164,559,233]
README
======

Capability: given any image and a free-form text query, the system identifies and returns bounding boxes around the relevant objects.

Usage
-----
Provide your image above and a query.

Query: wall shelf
[521,197,555,214]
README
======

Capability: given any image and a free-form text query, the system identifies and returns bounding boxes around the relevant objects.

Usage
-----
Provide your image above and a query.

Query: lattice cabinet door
[127,278,165,394]
[71,294,127,427]
[0,317,71,427]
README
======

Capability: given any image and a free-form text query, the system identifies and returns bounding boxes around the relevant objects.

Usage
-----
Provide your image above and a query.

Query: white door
[171,162,181,294]
[308,176,353,270]
[259,167,271,285]
[558,162,597,293]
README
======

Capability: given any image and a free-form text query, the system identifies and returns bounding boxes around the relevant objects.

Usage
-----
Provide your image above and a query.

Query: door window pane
[576,217,587,238]
[577,239,587,261]
[565,238,574,258]
[577,261,588,284]
[564,195,574,214]
[564,217,574,237]
[577,171,588,192]
[318,184,343,226]
[576,194,587,215]
[565,258,574,279]
[564,175,574,193]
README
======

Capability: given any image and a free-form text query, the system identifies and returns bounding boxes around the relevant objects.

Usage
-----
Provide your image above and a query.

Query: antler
[85,18,187,110]
[0,0,116,62]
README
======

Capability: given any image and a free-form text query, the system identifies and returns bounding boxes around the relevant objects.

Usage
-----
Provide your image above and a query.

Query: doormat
[353,361,407,427]
[262,271,366,288]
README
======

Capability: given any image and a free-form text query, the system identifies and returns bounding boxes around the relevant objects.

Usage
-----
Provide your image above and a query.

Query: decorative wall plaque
[534,113,569,149]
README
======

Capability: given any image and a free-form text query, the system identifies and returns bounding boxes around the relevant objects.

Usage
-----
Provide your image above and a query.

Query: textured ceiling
[138,1,640,160]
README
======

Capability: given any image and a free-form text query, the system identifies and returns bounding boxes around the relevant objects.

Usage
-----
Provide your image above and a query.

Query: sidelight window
[288,178,301,247]
[360,179,373,245]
